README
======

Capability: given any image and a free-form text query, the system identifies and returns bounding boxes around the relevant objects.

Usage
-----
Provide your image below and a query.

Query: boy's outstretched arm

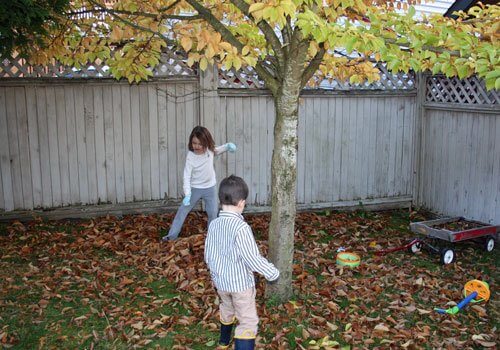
[235,226,280,281]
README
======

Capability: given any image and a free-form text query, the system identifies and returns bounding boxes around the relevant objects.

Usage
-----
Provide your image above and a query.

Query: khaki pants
[218,287,258,339]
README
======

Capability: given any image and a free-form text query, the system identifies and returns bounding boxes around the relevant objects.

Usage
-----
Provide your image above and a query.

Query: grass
[0,209,498,349]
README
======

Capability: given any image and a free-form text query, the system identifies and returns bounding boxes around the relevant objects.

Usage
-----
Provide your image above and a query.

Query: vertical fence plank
[312,98,322,202]
[65,86,80,204]
[112,85,125,203]
[176,84,187,197]
[166,84,178,197]
[184,83,197,194]
[130,85,142,200]
[257,96,268,204]
[5,89,24,209]
[35,86,53,207]
[402,97,415,195]
[393,99,404,197]
[304,98,314,203]
[0,87,14,210]
[387,98,398,197]
[93,85,107,203]
[242,97,252,200]
[213,85,226,186]
[55,86,70,205]
[234,97,244,178]
[354,99,364,199]
[365,97,376,198]
[25,86,42,207]
[476,116,489,218]
[297,100,305,203]
[157,83,168,200]
[455,111,468,216]
[13,87,33,209]
[266,98,274,203]
[374,98,384,197]
[46,86,63,206]
[48,87,62,207]
[332,97,342,202]
[103,85,116,203]
[121,85,134,202]
[74,85,89,204]
[139,85,151,201]
[251,97,260,203]
[445,112,456,214]
[224,97,235,181]
[149,84,160,199]
[83,85,97,203]
[319,98,329,202]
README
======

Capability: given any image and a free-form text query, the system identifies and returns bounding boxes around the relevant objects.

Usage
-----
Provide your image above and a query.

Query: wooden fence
[416,76,500,224]
[0,54,498,224]
[0,76,416,213]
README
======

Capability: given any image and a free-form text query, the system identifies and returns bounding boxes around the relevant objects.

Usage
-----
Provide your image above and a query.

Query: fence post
[199,65,219,129]
[413,72,427,209]
[198,65,228,180]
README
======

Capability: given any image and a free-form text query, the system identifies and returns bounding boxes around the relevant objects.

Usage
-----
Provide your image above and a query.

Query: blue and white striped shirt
[205,211,280,293]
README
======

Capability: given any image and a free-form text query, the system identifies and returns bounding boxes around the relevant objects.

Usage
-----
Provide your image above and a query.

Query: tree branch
[184,0,280,94]
[85,0,176,45]
[83,0,200,20]
[229,0,286,68]
[159,0,181,12]
[301,44,326,88]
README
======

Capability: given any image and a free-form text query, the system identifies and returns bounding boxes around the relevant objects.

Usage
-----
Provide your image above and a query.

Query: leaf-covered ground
[0,209,498,349]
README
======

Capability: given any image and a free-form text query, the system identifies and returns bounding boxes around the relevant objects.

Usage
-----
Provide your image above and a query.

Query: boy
[205,175,280,350]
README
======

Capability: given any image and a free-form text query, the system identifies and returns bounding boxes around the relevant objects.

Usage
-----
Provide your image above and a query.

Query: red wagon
[408,217,499,264]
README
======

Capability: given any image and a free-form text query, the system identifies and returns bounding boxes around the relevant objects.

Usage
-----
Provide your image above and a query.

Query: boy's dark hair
[188,126,215,152]
[219,175,248,206]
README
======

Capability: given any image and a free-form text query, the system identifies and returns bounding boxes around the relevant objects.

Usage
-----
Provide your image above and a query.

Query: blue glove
[226,142,237,153]
[182,195,191,206]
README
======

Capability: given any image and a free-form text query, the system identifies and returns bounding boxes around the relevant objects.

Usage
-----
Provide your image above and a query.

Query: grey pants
[166,186,218,240]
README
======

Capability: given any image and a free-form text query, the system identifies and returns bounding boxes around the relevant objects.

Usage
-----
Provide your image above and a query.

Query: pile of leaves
[0,209,498,349]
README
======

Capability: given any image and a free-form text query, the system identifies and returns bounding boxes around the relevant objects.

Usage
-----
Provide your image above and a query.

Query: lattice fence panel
[0,48,197,79]
[218,62,415,90]
[218,66,263,89]
[426,75,499,105]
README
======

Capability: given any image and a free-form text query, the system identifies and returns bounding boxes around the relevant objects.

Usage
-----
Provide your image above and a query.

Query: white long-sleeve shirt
[183,145,228,196]
[205,211,280,293]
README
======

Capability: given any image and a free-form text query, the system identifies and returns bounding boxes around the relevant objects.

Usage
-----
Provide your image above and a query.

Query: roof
[444,0,499,18]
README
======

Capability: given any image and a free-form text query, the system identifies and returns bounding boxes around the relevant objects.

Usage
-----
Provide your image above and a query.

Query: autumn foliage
[1,210,497,348]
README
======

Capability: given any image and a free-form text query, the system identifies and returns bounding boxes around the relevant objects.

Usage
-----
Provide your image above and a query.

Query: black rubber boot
[218,322,234,348]
[234,338,255,350]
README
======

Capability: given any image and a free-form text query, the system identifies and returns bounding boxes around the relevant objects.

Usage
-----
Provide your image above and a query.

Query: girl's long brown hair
[188,126,215,152]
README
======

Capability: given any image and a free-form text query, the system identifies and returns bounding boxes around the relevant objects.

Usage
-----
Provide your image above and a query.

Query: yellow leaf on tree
[180,37,192,52]
[110,27,123,42]
[200,57,208,71]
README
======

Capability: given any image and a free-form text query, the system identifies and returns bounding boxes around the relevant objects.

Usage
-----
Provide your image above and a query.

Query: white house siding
[414,0,454,17]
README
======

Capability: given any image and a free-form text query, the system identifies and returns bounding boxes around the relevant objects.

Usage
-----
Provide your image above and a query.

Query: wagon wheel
[440,248,455,265]
[409,241,422,253]
[484,236,495,252]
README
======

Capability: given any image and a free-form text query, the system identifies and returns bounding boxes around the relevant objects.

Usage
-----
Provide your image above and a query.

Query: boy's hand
[182,195,191,206]
[254,275,260,286]
[267,276,280,285]
[226,143,237,153]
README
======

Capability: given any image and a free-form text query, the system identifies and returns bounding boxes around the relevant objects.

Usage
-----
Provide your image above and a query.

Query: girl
[162,126,236,241]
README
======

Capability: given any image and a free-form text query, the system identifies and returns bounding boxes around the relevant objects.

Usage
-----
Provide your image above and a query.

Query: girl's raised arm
[215,142,237,156]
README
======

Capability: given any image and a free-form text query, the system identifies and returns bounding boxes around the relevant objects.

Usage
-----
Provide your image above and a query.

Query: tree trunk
[265,89,301,301]
[264,36,309,302]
